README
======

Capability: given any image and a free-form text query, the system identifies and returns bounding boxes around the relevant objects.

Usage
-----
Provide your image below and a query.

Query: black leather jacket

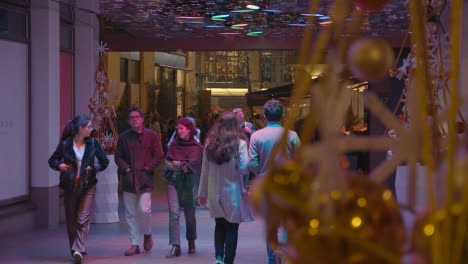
[48,137,109,191]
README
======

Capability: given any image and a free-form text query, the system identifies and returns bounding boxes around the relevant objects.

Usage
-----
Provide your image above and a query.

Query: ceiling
[99,0,409,51]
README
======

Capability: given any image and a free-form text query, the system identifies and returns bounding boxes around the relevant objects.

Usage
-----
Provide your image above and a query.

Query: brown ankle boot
[124,245,140,256]
[144,234,153,251]
[166,244,181,258]
[188,240,196,254]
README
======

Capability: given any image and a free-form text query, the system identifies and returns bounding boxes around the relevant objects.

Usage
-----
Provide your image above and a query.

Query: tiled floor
[0,193,269,264]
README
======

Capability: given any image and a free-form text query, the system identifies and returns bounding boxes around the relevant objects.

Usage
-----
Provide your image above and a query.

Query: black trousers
[64,186,96,256]
[214,218,240,264]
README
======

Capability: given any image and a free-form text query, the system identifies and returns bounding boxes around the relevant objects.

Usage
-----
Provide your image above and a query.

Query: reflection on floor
[0,173,269,264]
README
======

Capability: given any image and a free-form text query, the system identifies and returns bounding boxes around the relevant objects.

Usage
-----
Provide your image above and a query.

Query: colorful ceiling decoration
[99,0,409,40]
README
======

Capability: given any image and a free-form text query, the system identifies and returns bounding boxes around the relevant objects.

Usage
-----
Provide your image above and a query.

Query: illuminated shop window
[204,51,249,85]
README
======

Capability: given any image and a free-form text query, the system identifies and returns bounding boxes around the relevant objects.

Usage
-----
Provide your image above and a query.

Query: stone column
[74,0,100,116]
[30,0,61,228]
[186,52,197,115]
[140,52,155,113]
[249,51,261,91]
[105,52,121,108]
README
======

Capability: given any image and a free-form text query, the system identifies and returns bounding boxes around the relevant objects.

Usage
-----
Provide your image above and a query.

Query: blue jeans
[167,180,197,245]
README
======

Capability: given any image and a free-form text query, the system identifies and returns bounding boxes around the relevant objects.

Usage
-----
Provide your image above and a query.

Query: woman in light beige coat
[198,112,254,264]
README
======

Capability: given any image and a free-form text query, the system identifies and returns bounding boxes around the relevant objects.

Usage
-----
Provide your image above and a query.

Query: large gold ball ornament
[354,0,390,11]
[347,38,395,82]
[251,160,313,212]
[262,173,405,264]
[250,160,314,260]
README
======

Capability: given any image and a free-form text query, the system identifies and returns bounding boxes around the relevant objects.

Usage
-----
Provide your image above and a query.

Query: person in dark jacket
[48,115,109,264]
[115,107,164,256]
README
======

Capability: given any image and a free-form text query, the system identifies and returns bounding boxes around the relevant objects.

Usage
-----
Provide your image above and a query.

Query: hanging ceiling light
[247,31,263,36]
[211,14,229,21]
[246,5,260,10]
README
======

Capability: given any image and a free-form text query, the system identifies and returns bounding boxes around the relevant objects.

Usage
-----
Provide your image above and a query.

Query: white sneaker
[73,251,83,264]
[214,260,223,264]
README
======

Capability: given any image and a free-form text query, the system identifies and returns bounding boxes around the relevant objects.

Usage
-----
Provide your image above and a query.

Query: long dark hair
[205,112,247,165]
[61,115,91,141]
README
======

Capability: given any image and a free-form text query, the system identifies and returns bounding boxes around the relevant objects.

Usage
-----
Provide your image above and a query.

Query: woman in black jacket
[48,115,109,264]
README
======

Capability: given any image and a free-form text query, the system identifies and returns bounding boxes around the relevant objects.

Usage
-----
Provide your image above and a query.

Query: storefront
[154,52,189,123]
[0,0,29,207]
[0,0,100,234]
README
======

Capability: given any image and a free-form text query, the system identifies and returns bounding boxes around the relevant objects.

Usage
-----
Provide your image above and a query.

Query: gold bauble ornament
[427,22,438,35]
[263,174,405,264]
[251,160,313,213]
[347,38,395,82]
[250,160,314,259]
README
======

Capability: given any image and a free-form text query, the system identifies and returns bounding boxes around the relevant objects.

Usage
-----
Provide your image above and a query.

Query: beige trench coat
[198,139,251,223]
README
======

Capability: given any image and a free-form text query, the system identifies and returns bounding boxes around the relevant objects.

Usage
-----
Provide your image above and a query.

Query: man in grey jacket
[248,99,300,264]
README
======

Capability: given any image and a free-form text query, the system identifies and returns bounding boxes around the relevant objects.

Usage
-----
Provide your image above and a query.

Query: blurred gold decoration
[252,0,467,263]
[412,203,468,264]
[347,38,395,82]
[253,173,405,264]
[455,122,465,134]
[251,160,314,250]
[426,104,437,117]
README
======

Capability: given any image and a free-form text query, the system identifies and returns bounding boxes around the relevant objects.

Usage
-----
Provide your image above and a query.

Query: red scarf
[166,138,203,175]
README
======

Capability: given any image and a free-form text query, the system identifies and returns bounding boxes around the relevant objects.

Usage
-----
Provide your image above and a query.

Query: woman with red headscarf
[162,117,203,258]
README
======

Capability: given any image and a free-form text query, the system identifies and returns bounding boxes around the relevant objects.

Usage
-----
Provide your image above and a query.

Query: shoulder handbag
[235,144,255,222]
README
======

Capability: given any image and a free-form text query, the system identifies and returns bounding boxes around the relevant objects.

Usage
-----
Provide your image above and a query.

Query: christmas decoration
[412,203,468,264]
[251,1,468,264]
[347,38,395,82]
[88,41,118,154]
[253,171,404,264]
[96,41,109,57]
[455,121,465,134]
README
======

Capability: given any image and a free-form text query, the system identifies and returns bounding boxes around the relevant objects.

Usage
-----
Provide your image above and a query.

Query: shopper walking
[162,117,203,258]
[249,99,300,264]
[48,115,109,264]
[233,108,255,142]
[198,112,254,264]
[115,107,164,256]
